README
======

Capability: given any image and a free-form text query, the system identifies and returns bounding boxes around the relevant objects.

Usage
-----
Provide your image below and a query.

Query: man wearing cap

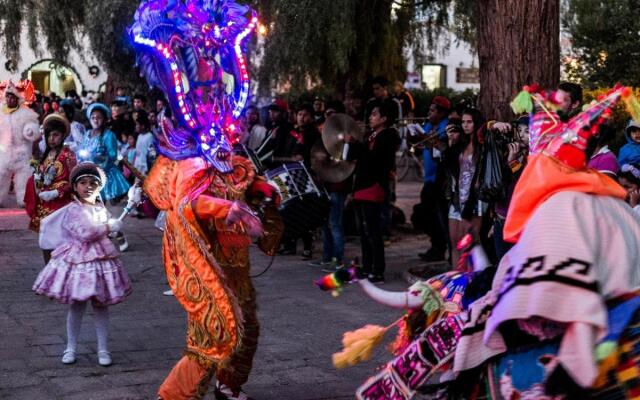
[418,96,451,262]
[255,100,302,170]
[0,80,41,207]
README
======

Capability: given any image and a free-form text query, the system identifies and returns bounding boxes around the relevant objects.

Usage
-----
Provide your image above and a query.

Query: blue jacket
[618,130,640,167]
[421,118,449,183]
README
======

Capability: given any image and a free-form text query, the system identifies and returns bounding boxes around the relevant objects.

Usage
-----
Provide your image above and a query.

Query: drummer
[255,100,303,169]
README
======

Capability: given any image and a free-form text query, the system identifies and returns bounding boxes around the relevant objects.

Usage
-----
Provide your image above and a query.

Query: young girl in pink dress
[32,162,132,366]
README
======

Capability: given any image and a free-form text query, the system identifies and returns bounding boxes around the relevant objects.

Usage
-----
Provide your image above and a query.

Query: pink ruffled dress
[32,201,132,305]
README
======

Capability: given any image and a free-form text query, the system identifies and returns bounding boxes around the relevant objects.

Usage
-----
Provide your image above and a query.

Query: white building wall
[0,28,107,93]
[406,29,480,92]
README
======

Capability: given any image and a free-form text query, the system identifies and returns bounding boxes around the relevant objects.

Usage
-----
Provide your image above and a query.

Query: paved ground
[0,181,437,400]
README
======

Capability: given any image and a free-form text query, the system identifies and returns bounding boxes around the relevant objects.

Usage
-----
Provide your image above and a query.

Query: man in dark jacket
[255,101,302,170]
[346,101,400,283]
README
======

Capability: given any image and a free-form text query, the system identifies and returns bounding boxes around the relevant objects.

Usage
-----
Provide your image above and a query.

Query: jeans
[354,200,385,276]
[322,192,346,263]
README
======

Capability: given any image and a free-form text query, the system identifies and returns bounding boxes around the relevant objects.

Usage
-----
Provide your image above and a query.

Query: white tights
[66,302,109,353]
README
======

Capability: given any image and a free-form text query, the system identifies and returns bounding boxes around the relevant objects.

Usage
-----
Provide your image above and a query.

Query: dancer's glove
[127,185,142,204]
[38,190,59,202]
[107,218,123,233]
[226,201,263,238]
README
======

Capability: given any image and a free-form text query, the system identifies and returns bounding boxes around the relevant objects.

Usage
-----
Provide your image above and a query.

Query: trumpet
[408,132,440,152]
[396,117,429,126]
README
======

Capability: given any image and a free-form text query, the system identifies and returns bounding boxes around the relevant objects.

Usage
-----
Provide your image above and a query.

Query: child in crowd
[24,114,77,263]
[32,162,132,366]
[120,133,138,184]
[618,120,640,166]
[133,111,155,175]
[618,163,640,217]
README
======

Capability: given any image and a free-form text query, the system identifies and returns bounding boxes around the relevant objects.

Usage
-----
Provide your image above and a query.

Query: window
[421,64,446,90]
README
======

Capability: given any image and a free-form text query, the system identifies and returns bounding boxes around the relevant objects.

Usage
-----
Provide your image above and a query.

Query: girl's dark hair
[461,108,485,160]
[40,120,67,163]
[461,108,485,134]
[619,165,640,186]
[135,110,151,131]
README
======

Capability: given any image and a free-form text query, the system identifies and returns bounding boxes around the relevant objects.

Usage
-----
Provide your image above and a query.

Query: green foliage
[256,0,476,94]
[0,0,141,84]
[564,0,640,88]
[0,0,477,92]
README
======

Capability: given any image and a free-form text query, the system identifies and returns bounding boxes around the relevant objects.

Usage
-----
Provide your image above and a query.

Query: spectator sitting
[618,163,640,217]
[618,120,640,166]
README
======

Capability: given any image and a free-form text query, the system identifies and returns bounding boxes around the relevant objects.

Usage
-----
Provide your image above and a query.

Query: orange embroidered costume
[145,154,281,399]
[130,1,281,398]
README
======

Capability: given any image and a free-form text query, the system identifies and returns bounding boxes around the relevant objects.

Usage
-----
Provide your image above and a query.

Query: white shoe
[117,235,129,252]
[97,350,112,366]
[214,383,253,400]
[162,289,174,296]
[61,349,76,364]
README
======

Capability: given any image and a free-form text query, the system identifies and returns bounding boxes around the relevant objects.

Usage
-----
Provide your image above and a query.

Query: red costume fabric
[24,146,77,231]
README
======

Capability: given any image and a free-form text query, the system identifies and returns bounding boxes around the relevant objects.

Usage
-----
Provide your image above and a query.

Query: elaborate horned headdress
[129,0,258,172]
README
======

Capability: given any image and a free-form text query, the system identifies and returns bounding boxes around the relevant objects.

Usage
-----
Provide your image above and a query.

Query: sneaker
[301,250,312,260]
[97,350,112,366]
[308,259,332,267]
[214,382,254,400]
[116,234,129,252]
[418,248,445,262]
[61,349,76,364]
[162,289,174,296]
[368,274,385,284]
[277,248,296,256]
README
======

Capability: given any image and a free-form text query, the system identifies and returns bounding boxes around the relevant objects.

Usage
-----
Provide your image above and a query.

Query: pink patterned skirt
[33,257,132,306]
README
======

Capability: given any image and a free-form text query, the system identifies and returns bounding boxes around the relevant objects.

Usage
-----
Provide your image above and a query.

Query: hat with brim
[86,102,111,121]
[70,162,107,191]
[626,119,640,135]
[43,113,71,137]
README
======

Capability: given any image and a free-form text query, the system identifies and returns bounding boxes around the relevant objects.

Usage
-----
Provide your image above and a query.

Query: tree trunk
[476,0,560,121]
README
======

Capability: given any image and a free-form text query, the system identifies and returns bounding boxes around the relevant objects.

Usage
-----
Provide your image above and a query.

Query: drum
[265,162,330,238]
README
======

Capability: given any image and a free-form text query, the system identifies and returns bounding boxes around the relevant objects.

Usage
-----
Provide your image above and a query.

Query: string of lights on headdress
[129,0,257,172]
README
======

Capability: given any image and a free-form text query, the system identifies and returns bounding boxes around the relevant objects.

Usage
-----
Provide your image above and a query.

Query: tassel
[510,90,534,114]
[594,341,620,388]
[332,320,400,369]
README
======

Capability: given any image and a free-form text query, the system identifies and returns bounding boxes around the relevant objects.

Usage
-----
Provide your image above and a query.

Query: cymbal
[310,141,355,183]
[321,114,363,159]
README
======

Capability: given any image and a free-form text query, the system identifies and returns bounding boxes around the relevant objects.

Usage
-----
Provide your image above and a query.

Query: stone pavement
[0,181,438,400]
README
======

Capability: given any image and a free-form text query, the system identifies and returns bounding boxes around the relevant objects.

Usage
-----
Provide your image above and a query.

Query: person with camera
[486,116,529,260]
